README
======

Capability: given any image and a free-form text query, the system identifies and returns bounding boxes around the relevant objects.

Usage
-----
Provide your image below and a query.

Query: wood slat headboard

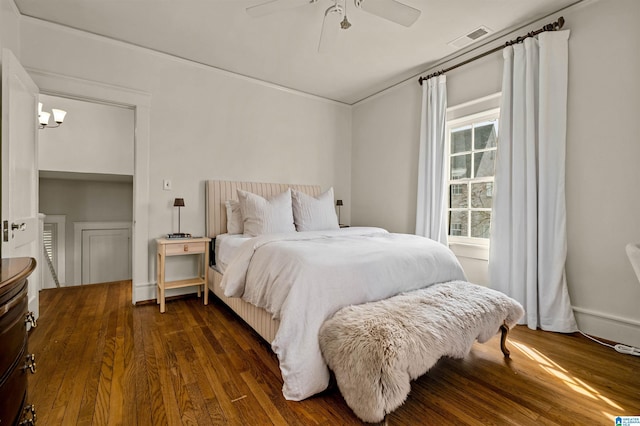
[205,180,322,238]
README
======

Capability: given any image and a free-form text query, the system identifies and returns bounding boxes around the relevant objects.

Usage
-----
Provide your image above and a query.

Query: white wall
[19,17,352,301]
[352,83,421,232]
[38,94,134,176]
[352,0,640,347]
[0,0,20,56]
[563,0,640,346]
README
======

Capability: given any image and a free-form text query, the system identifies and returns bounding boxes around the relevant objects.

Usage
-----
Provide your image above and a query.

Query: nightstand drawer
[164,242,206,256]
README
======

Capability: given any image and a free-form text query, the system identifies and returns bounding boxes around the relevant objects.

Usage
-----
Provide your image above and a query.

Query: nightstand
[156,237,211,313]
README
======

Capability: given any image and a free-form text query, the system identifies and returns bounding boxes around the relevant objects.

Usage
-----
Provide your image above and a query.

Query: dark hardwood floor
[29,281,639,425]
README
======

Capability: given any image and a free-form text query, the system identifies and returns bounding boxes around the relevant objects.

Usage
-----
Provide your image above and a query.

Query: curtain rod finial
[557,16,565,29]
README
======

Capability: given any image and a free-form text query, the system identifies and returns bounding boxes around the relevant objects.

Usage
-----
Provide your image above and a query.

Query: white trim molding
[573,306,640,328]
[449,242,489,261]
[28,69,151,302]
[573,306,640,348]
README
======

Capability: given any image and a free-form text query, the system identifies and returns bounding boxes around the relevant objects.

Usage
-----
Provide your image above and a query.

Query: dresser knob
[19,404,36,425]
[23,353,37,374]
[25,311,37,329]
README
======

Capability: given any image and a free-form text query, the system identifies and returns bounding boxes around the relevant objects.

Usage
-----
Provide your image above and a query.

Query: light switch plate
[163,179,172,191]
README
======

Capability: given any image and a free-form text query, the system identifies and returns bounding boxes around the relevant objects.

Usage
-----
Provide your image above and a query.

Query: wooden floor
[29,281,639,425]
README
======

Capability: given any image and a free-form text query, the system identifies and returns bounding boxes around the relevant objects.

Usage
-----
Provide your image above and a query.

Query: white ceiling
[15,0,578,104]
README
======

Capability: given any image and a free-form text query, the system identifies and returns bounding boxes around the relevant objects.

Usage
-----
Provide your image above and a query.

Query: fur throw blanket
[319,280,524,423]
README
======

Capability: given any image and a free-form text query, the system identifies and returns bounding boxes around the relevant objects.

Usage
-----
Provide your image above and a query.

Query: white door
[1,49,40,319]
[82,228,131,285]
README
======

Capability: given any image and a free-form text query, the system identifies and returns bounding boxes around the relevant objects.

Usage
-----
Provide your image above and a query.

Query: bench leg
[500,322,511,358]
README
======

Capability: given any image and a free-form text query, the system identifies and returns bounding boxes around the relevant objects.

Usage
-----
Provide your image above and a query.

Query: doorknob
[11,222,26,231]
[2,221,27,241]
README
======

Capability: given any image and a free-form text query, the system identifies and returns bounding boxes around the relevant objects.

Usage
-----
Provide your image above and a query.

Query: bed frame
[205,180,322,342]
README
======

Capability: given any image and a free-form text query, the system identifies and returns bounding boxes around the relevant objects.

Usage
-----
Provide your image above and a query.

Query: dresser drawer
[0,277,27,309]
[164,242,205,256]
[0,345,28,426]
[0,293,27,382]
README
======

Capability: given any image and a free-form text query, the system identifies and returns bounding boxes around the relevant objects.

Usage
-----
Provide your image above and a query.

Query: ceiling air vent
[448,25,492,49]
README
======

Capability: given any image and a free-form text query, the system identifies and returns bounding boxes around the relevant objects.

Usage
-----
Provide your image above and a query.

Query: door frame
[29,69,151,303]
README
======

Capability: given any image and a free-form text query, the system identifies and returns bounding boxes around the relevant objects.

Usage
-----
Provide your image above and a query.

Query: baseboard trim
[572,306,640,328]
[573,306,640,348]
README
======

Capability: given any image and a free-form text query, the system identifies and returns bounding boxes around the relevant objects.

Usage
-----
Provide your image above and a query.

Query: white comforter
[220,227,466,401]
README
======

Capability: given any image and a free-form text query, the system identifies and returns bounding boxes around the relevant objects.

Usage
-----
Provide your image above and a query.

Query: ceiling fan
[246,0,421,52]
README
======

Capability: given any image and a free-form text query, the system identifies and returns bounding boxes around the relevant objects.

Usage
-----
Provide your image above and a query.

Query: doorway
[38,94,135,287]
[29,69,151,303]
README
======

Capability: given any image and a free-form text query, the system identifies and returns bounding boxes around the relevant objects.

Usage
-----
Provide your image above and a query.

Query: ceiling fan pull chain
[341,0,352,29]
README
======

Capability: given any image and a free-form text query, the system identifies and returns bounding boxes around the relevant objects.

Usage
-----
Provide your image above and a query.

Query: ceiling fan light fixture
[249,0,423,53]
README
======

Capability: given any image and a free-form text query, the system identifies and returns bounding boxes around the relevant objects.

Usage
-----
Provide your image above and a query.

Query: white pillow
[291,187,339,232]
[225,199,243,234]
[237,189,296,237]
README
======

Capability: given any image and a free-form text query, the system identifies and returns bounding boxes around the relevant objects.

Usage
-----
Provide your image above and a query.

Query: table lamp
[173,198,186,237]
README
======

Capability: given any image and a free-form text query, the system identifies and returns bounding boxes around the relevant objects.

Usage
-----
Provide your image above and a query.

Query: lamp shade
[336,199,343,206]
[52,109,67,124]
[173,198,185,207]
[38,111,50,126]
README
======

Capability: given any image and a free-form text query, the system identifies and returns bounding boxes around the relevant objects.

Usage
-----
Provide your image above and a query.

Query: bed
[205,180,323,344]
[204,180,475,402]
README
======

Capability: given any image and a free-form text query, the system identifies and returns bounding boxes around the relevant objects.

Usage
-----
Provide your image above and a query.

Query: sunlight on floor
[510,341,623,414]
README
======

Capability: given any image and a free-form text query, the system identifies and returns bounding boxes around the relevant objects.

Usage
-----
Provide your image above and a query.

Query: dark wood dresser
[0,257,37,425]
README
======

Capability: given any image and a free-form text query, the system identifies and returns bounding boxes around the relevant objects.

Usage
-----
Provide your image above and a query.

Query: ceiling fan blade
[356,0,420,27]
[246,0,310,18]
[318,6,342,53]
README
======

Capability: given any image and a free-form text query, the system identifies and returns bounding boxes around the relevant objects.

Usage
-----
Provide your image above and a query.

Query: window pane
[449,183,468,208]
[449,211,468,237]
[451,154,471,180]
[43,223,57,266]
[471,211,491,239]
[470,182,493,208]
[474,120,498,150]
[474,150,495,178]
[451,127,471,154]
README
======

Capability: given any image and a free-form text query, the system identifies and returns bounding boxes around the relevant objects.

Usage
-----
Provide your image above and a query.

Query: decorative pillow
[237,189,296,237]
[291,187,340,232]
[225,199,243,234]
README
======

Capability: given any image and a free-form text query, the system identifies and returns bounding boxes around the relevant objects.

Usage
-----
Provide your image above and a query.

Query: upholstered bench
[318,280,524,423]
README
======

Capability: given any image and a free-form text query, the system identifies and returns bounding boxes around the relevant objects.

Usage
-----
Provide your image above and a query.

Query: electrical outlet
[163,179,172,191]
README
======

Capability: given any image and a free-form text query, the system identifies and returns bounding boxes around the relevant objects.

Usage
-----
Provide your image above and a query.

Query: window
[447,109,499,244]
[43,215,66,287]
[43,223,57,267]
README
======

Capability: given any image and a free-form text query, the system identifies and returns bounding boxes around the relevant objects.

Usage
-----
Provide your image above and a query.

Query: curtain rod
[418,16,565,85]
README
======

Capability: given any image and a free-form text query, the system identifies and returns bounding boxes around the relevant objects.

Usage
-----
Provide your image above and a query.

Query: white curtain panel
[489,31,577,332]
[416,75,448,244]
